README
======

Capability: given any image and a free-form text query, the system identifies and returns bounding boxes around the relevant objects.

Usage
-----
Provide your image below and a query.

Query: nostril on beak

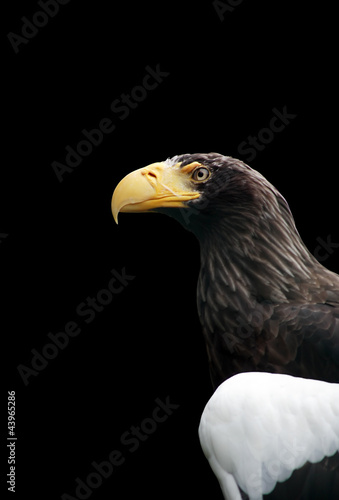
[142,170,157,182]
[147,171,157,179]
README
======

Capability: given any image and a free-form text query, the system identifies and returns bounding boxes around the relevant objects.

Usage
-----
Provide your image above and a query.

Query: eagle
[111,152,339,387]
[111,153,339,499]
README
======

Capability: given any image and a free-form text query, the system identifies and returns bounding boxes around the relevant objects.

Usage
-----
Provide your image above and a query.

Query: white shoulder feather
[199,372,339,500]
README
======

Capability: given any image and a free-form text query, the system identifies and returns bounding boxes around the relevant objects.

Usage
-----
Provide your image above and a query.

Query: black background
[3,1,338,499]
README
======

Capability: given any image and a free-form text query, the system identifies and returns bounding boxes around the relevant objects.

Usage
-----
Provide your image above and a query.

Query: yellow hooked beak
[111,161,201,223]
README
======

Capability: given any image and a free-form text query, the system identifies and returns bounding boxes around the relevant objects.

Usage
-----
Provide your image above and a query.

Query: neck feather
[195,188,323,311]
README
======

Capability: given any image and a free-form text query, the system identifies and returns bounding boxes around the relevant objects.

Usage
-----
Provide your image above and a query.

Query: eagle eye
[192,167,211,182]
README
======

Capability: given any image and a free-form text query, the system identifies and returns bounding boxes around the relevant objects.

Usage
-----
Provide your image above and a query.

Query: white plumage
[198,372,339,500]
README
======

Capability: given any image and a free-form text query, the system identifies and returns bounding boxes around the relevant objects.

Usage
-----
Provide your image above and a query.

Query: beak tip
[112,206,119,225]
[111,196,119,225]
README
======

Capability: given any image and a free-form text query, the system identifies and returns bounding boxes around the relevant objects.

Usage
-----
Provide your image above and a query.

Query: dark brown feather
[171,153,339,387]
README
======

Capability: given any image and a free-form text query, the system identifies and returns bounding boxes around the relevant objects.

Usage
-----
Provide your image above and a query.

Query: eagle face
[111,152,273,235]
[111,152,217,225]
